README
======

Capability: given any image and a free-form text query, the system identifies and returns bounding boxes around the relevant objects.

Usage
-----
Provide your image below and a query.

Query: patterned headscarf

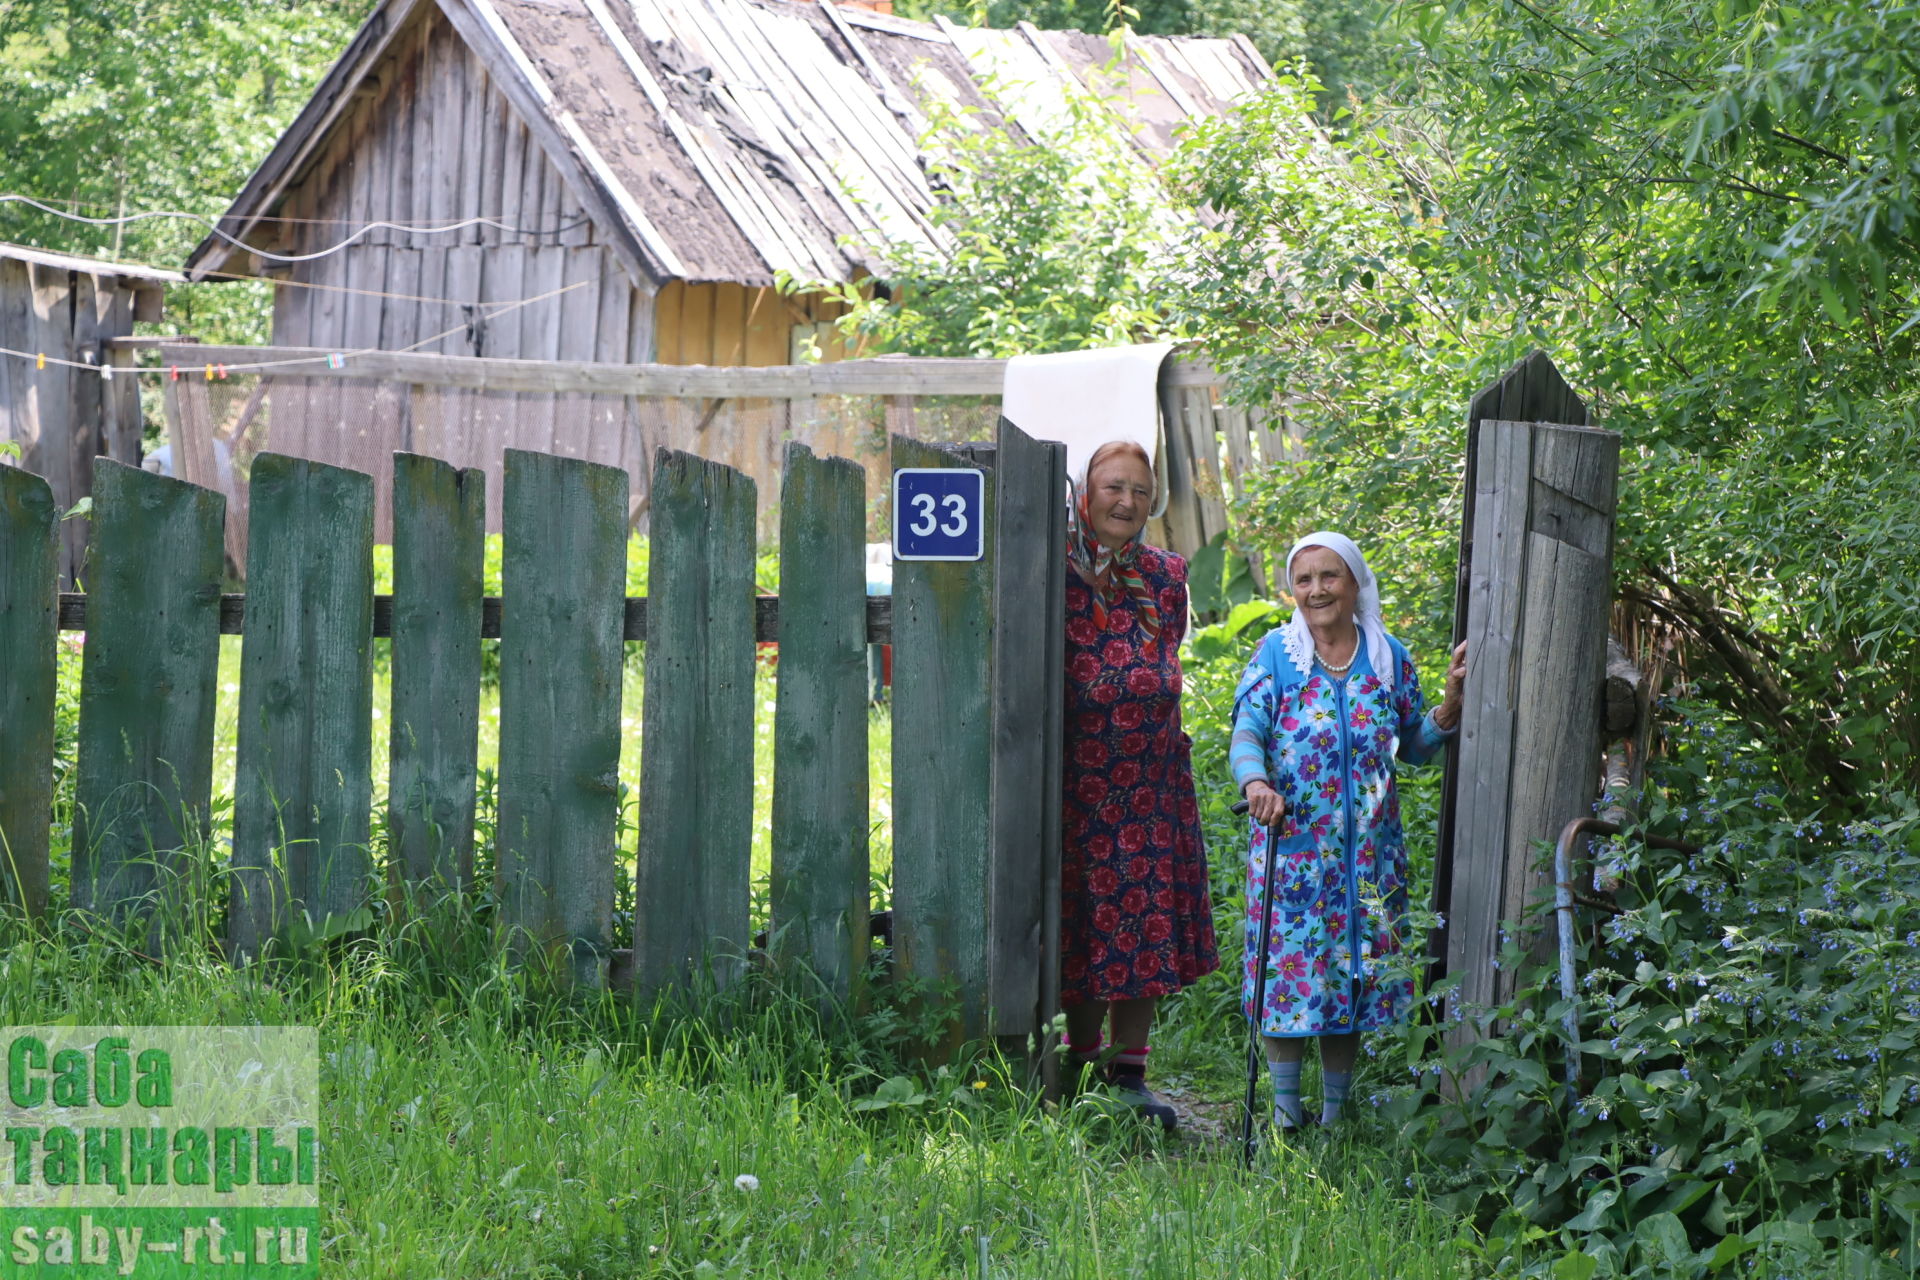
[1068,477,1161,639]
[1280,531,1393,693]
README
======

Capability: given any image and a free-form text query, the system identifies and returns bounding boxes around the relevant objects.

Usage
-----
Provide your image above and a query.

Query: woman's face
[1289,545,1359,630]
[1086,454,1154,550]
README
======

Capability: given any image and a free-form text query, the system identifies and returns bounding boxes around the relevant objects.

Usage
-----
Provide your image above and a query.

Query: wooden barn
[0,244,177,584]
[178,0,1274,534]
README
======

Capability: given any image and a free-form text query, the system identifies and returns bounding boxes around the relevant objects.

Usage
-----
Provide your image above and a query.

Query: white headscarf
[1280,531,1394,694]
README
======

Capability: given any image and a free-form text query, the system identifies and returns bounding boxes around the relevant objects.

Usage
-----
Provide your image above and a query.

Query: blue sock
[1268,1060,1303,1128]
[1320,1070,1352,1125]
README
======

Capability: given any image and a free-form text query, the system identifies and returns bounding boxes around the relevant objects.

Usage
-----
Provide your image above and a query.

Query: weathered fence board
[388,453,486,892]
[496,449,627,988]
[71,461,226,934]
[1429,349,1589,983]
[987,418,1067,1041]
[769,442,869,1000]
[891,434,995,1048]
[635,449,758,998]
[0,465,57,917]
[1445,418,1619,1027]
[230,454,376,958]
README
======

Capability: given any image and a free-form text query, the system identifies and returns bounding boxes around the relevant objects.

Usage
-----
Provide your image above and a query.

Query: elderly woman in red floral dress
[1059,440,1220,1129]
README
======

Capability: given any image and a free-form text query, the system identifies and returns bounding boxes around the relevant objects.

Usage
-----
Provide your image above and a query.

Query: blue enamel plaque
[891,467,985,562]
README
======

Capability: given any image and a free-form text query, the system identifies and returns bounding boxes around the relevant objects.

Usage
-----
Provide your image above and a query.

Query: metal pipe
[1553,817,1701,1090]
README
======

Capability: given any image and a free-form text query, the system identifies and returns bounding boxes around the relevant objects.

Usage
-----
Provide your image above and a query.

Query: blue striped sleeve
[1230,662,1275,792]
[1393,646,1457,766]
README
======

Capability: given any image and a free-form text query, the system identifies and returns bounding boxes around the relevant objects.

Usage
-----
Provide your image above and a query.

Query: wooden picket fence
[0,418,1065,1050]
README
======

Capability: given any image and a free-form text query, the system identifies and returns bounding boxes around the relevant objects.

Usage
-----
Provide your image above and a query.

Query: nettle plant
[1390,699,1920,1278]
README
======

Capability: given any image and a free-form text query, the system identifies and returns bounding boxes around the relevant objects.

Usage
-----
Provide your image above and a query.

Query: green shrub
[1393,699,1920,1277]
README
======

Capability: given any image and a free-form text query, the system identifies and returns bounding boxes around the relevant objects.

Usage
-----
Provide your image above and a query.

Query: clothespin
[101,364,113,383]
[169,366,180,382]
[326,353,346,370]
[217,364,229,380]
[36,353,45,371]
[204,364,214,382]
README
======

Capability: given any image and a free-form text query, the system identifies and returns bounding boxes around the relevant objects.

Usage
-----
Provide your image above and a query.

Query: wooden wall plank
[496,448,626,988]
[229,454,376,958]
[890,434,995,1050]
[388,453,486,892]
[769,442,868,1001]
[681,284,716,366]
[71,461,225,938]
[656,281,686,365]
[635,449,758,999]
[712,284,746,366]
[0,465,58,917]
[1429,351,1590,986]
[987,419,1066,1040]
[1445,419,1532,1017]
[26,266,81,586]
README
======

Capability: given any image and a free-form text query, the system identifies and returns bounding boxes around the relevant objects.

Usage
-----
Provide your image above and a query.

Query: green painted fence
[0,424,1064,1049]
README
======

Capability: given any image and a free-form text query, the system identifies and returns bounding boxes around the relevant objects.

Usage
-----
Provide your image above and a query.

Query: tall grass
[0,926,1482,1278]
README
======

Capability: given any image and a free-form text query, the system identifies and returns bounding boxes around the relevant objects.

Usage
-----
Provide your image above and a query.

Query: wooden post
[72,461,226,943]
[0,465,57,919]
[769,442,869,1002]
[1444,416,1619,1033]
[229,454,376,960]
[1428,351,1590,984]
[891,434,995,1052]
[497,449,627,990]
[634,449,758,1000]
[987,419,1067,1066]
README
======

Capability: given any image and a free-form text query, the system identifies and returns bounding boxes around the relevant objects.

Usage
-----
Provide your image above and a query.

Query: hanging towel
[1001,342,1175,486]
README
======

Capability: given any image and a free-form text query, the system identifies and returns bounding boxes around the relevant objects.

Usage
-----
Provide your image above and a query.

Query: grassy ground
[0,932,1483,1278]
[36,571,1487,1277]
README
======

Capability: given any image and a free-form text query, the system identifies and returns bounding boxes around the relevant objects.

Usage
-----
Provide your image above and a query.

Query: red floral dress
[1060,545,1220,1005]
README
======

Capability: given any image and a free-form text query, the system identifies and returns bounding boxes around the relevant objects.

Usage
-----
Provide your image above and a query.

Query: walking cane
[1232,790,1285,1169]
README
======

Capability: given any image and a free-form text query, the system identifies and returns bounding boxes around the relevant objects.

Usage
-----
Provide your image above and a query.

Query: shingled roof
[186,0,1272,286]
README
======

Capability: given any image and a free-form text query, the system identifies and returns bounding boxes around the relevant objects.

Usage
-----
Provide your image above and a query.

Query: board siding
[388,453,487,893]
[0,465,58,916]
[769,443,869,1001]
[71,462,226,940]
[229,454,376,958]
[987,419,1066,1041]
[890,434,995,1050]
[635,449,759,1000]
[496,449,627,989]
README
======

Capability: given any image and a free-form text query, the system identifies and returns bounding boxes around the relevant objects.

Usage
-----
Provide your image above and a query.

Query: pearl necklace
[1316,633,1358,677]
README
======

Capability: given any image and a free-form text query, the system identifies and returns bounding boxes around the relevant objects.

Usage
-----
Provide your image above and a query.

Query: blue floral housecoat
[1229,629,1454,1037]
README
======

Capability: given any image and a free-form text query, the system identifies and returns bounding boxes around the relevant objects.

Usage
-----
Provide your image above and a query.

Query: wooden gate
[0,418,1066,1053]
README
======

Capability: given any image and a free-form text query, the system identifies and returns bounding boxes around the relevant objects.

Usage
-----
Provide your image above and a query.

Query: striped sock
[1110,1045,1149,1087]
[1269,1060,1303,1128]
[1320,1070,1352,1125]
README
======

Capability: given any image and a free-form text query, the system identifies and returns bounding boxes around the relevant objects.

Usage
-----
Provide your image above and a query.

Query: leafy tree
[798,80,1195,358]
[0,0,369,341]
[1171,0,1920,800]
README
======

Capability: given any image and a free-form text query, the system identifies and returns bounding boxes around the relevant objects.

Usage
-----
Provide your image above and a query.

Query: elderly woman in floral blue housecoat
[1230,532,1466,1131]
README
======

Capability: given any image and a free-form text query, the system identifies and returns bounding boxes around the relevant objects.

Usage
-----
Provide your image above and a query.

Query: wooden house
[178,0,1273,534]
[0,244,177,584]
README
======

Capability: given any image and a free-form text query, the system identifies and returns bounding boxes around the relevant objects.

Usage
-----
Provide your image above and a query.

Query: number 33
[908,492,968,538]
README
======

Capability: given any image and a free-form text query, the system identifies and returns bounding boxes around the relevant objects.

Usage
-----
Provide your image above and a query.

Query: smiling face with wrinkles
[1289,545,1359,633]
[1086,452,1154,551]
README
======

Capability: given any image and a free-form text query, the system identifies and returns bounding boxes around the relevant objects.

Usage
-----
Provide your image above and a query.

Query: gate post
[1431,353,1620,1068]
[988,419,1067,1075]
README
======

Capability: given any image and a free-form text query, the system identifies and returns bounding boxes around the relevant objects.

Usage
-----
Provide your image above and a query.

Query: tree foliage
[800,79,1194,358]
[1167,0,1920,801]
[0,0,368,339]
